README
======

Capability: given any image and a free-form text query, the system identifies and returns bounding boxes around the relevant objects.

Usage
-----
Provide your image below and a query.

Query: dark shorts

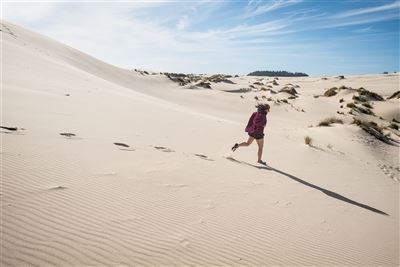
[249,132,264,140]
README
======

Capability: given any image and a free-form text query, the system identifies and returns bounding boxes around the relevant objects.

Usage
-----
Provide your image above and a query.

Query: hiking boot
[231,143,239,152]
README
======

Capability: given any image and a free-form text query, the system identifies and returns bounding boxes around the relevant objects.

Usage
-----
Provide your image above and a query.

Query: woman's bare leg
[239,136,254,147]
[256,138,264,162]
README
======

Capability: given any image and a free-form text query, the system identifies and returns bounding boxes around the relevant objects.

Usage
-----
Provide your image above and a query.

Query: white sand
[1,20,399,266]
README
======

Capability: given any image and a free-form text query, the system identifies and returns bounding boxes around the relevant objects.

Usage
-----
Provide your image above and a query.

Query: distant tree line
[248,70,309,77]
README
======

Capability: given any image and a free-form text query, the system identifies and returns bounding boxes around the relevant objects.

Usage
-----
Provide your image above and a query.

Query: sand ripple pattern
[1,146,397,267]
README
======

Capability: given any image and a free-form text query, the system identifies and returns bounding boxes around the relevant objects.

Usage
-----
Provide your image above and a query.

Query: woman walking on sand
[231,103,270,165]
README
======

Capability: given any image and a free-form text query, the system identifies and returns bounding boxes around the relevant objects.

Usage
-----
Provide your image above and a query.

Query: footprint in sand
[194,154,214,161]
[60,132,76,138]
[164,184,189,189]
[154,146,175,152]
[1,126,18,131]
[1,126,26,135]
[378,163,400,182]
[114,142,135,151]
[49,186,67,190]
[114,142,129,148]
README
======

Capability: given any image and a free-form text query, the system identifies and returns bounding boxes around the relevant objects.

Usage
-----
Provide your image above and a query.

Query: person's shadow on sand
[227,158,388,216]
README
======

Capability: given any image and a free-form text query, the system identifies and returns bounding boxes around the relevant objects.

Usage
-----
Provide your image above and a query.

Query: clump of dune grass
[357,88,384,101]
[352,118,392,144]
[346,102,374,115]
[356,105,374,115]
[387,91,400,99]
[305,136,312,146]
[362,102,373,109]
[389,123,399,130]
[318,117,344,127]
[324,87,338,97]
[347,102,356,108]
[352,95,367,102]
[279,86,298,96]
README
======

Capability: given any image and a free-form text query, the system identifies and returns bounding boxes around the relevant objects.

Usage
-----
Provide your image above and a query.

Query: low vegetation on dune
[193,81,212,89]
[305,136,312,145]
[389,123,399,130]
[357,87,384,101]
[324,86,384,102]
[165,72,201,86]
[347,102,374,115]
[165,73,235,87]
[387,91,400,99]
[361,102,373,109]
[352,118,396,144]
[352,95,368,102]
[206,74,236,84]
[279,86,298,97]
[346,102,356,108]
[318,117,344,127]
[324,87,338,97]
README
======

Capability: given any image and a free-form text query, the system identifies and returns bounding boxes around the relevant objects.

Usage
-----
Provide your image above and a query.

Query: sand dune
[1,20,399,266]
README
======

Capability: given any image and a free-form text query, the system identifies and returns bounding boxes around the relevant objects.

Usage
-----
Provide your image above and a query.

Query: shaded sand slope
[1,21,399,266]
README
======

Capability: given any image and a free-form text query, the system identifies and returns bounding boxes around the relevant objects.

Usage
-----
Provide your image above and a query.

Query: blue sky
[3,0,399,76]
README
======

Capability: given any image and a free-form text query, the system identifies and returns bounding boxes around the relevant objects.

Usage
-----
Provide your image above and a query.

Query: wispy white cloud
[319,12,399,29]
[333,0,400,18]
[2,1,398,75]
[353,26,374,33]
[243,0,303,18]
[177,15,189,30]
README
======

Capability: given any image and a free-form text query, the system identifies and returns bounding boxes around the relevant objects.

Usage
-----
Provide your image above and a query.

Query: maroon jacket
[245,111,267,134]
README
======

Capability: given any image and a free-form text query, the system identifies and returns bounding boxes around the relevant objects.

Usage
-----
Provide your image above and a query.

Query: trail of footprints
[1,126,215,161]
[378,163,400,182]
